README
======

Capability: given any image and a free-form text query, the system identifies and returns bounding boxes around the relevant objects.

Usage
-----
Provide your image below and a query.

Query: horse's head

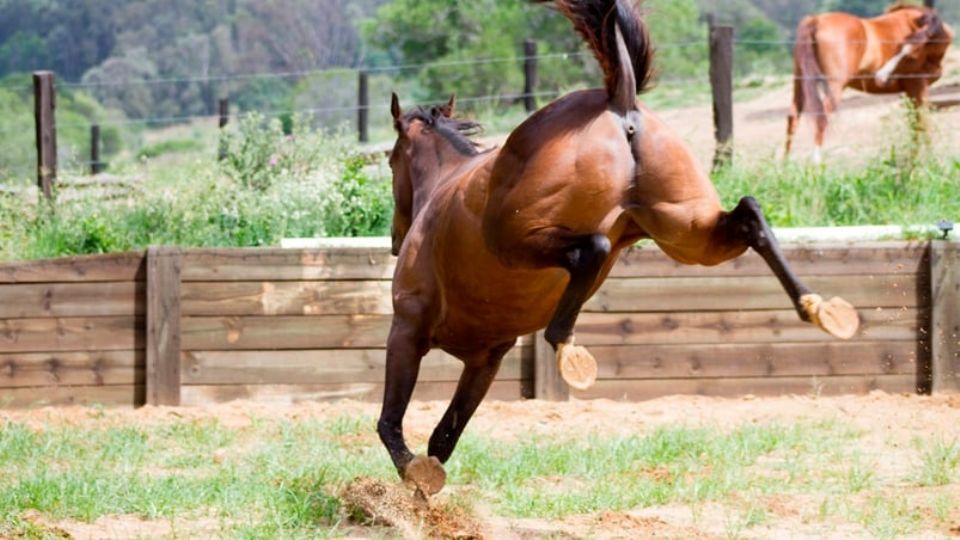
[388,93,481,255]
[889,5,955,77]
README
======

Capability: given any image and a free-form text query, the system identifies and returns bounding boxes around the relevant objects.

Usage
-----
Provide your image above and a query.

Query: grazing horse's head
[887,4,955,79]
[388,93,481,255]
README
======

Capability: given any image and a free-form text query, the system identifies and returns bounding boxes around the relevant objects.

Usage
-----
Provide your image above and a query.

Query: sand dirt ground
[5,391,960,539]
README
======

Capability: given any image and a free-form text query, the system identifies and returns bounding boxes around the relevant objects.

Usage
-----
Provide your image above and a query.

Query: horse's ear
[438,94,456,118]
[391,93,402,121]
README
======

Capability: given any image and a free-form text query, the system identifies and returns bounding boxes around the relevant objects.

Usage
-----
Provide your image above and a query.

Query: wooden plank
[931,242,960,392]
[572,374,919,401]
[146,247,182,406]
[180,248,396,281]
[0,351,143,388]
[609,243,929,278]
[587,341,918,380]
[182,307,917,351]
[181,347,527,385]
[180,380,523,406]
[182,315,390,350]
[180,280,392,316]
[182,314,529,351]
[0,282,144,318]
[0,385,143,408]
[586,274,919,313]
[0,252,146,283]
[0,316,143,353]
[574,308,920,346]
[533,330,568,401]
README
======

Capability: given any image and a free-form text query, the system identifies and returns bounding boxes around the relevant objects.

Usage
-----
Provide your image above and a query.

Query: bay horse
[785,3,954,162]
[381,0,860,496]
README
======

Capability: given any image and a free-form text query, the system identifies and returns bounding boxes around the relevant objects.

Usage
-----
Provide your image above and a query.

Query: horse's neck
[410,149,479,217]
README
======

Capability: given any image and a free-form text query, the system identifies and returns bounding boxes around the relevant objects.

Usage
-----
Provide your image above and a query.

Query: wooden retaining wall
[0,241,956,408]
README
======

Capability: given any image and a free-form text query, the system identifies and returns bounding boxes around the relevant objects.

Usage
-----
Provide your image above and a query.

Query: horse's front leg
[377,315,430,487]
[429,342,512,461]
[711,196,860,339]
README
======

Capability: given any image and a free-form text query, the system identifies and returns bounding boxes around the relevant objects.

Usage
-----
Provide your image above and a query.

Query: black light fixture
[936,219,954,240]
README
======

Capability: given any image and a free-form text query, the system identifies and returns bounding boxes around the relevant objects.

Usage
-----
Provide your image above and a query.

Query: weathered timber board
[0,350,143,388]
[0,252,145,283]
[180,249,396,281]
[181,346,528,385]
[587,342,918,379]
[0,282,144,318]
[0,317,144,353]
[574,308,920,346]
[180,280,392,316]
[572,374,918,400]
[586,274,920,313]
[0,385,143,407]
[173,243,926,282]
[180,379,523,405]
[182,315,533,351]
[609,242,928,278]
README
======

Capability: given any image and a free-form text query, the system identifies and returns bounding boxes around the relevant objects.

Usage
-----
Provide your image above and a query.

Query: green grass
[914,437,960,487]
[0,414,957,538]
[1,98,958,262]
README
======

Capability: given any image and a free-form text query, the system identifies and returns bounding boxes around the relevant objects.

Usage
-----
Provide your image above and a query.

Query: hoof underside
[403,454,446,497]
[801,294,860,340]
[557,342,598,390]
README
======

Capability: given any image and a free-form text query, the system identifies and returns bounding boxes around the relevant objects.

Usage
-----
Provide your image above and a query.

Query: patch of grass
[914,437,960,487]
[446,422,847,518]
[853,494,923,540]
[137,138,206,160]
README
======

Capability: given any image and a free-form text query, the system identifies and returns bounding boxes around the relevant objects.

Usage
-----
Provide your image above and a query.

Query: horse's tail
[534,0,653,114]
[794,17,829,127]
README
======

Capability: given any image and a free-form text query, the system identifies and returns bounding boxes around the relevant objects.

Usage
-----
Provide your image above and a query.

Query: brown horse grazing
[785,3,954,162]
[380,0,861,496]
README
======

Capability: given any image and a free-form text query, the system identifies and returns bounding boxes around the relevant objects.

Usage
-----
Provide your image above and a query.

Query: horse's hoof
[557,341,598,390]
[402,455,446,496]
[801,294,860,340]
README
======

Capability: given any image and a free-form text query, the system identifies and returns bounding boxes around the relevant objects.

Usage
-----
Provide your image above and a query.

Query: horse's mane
[402,106,483,157]
[885,2,930,14]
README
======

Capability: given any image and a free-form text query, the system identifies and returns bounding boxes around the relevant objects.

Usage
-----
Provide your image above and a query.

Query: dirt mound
[341,477,482,539]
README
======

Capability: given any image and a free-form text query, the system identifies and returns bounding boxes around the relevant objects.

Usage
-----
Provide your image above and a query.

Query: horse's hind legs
[715,197,859,339]
[543,234,611,390]
[427,341,513,462]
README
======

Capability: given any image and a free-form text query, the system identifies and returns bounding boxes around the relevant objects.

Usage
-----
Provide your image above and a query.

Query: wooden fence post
[90,124,103,175]
[218,98,229,128]
[534,330,568,401]
[931,241,959,393]
[358,71,369,143]
[33,71,57,201]
[709,25,734,170]
[147,246,182,406]
[924,0,935,8]
[523,39,538,113]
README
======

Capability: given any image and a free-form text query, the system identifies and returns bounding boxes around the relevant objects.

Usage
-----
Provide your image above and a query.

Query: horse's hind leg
[542,234,611,389]
[708,197,859,338]
[377,316,430,487]
[427,341,513,463]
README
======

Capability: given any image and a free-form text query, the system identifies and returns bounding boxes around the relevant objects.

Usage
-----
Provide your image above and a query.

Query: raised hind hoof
[557,341,598,390]
[800,294,860,340]
[402,455,446,497]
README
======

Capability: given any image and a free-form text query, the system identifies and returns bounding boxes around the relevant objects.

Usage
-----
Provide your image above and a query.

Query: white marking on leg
[875,43,914,86]
[812,146,823,165]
